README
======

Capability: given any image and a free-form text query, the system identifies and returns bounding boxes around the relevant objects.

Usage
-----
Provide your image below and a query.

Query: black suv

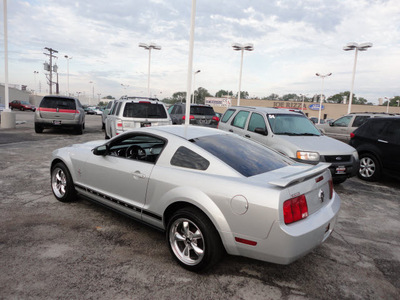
[168,103,219,127]
[350,117,400,181]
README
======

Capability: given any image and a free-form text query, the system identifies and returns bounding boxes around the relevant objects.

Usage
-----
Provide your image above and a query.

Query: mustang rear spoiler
[268,163,331,187]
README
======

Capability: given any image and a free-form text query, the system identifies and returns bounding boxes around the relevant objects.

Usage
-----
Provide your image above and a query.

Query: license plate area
[53,120,62,125]
[335,166,346,174]
[141,122,151,127]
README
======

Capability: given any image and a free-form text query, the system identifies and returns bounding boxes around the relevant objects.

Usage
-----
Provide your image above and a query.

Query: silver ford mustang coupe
[51,125,340,272]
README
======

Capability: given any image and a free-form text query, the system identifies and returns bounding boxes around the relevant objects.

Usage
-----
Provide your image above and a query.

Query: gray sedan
[50,125,340,271]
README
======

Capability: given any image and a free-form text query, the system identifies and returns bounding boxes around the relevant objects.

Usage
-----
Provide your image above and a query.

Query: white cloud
[0,0,399,103]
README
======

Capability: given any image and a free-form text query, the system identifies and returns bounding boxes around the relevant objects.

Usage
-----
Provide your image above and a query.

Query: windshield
[267,114,321,136]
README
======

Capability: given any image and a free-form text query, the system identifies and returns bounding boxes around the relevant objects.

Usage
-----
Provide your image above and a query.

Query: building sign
[273,102,307,110]
[309,104,325,110]
[205,97,231,107]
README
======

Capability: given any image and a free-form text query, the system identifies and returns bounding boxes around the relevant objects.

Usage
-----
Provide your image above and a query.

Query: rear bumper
[222,192,340,264]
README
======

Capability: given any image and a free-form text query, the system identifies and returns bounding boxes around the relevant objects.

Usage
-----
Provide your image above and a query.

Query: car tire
[51,162,77,202]
[166,207,224,272]
[75,124,83,135]
[358,153,381,181]
[102,122,105,130]
[34,123,43,133]
[105,130,110,139]
[21,107,24,111]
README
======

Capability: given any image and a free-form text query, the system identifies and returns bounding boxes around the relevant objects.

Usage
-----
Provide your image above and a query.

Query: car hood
[275,135,355,155]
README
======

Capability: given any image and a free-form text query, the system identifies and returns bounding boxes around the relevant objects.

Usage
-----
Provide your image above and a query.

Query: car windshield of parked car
[190,106,215,116]
[267,114,321,136]
[190,134,293,177]
[123,102,167,118]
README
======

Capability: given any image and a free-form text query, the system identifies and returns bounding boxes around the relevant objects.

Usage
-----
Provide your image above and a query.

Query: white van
[218,106,359,184]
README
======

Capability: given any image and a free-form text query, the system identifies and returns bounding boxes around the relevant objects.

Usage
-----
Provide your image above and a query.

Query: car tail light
[139,101,151,103]
[283,195,308,224]
[329,179,333,199]
[182,115,195,120]
[350,132,355,139]
[212,116,220,122]
[117,120,123,128]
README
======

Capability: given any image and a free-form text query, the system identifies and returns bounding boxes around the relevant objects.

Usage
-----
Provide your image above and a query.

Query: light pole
[64,55,72,96]
[232,43,254,106]
[343,42,373,114]
[139,43,161,97]
[89,81,95,105]
[33,71,39,95]
[192,70,200,103]
[316,73,332,124]
[300,93,307,112]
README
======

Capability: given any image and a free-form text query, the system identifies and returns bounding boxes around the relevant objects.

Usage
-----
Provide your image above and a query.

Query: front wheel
[166,207,223,272]
[51,162,76,202]
[358,153,381,181]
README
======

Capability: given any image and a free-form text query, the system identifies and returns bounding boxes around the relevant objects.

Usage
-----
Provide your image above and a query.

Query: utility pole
[43,47,58,94]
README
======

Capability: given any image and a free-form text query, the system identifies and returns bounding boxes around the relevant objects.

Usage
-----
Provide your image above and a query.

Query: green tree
[215,90,233,97]
[327,91,350,104]
[103,95,114,99]
[263,93,279,100]
[235,91,249,99]
[382,96,400,106]
[195,87,212,104]
[281,94,299,101]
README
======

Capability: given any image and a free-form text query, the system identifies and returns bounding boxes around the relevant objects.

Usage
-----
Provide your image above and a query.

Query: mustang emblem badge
[318,190,325,203]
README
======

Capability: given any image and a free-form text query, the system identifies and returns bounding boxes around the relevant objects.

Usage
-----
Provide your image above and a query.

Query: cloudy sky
[1,0,399,104]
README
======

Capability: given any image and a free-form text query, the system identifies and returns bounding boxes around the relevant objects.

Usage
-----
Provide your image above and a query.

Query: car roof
[150,125,228,140]
[119,96,159,102]
[229,106,301,115]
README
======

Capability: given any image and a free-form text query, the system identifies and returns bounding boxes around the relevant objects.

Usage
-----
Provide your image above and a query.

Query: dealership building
[206,97,400,120]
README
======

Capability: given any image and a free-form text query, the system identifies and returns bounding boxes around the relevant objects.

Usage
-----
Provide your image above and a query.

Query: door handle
[378,139,388,144]
[132,170,146,179]
[245,134,250,138]
[229,129,233,132]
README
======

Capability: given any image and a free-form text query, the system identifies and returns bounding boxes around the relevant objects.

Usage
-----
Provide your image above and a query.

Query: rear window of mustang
[191,134,293,177]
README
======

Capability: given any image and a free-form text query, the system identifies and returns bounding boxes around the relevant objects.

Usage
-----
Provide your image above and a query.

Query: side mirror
[254,127,268,136]
[92,144,108,156]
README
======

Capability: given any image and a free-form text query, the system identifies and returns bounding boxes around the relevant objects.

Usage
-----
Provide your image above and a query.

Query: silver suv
[34,95,85,134]
[316,112,398,142]
[105,96,171,139]
[218,106,359,184]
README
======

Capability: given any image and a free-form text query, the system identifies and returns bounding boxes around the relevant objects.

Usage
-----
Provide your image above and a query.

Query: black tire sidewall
[166,207,223,272]
[51,163,76,202]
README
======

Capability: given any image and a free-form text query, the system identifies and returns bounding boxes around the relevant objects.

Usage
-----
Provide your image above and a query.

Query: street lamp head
[149,43,161,50]
[343,42,373,51]
[195,70,201,74]
[232,43,254,51]
[139,43,149,49]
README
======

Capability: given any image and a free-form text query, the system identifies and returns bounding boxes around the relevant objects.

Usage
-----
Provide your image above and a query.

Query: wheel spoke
[191,243,204,257]
[183,221,190,236]
[174,232,185,242]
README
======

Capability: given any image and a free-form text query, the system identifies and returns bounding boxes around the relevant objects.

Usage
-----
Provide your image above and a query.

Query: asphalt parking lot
[1,111,399,299]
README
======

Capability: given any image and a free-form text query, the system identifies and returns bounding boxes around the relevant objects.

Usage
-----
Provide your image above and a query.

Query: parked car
[316,112,397,142]
[86,106,102,115]
[105,96,171,139]
[349,117,400,181]
[218,106,359,184]
[34,95,85,134]
[50,125,340,271]
[101,100,116,129]
[168,103,219,127]
[9,100,36,111]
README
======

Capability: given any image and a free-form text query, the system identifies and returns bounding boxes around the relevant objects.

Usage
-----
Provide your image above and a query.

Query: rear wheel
[75,123,83,135]
[166,207,223,272]
[34,123,43,133]
[358,153,381,181]
[51,162,76,202]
